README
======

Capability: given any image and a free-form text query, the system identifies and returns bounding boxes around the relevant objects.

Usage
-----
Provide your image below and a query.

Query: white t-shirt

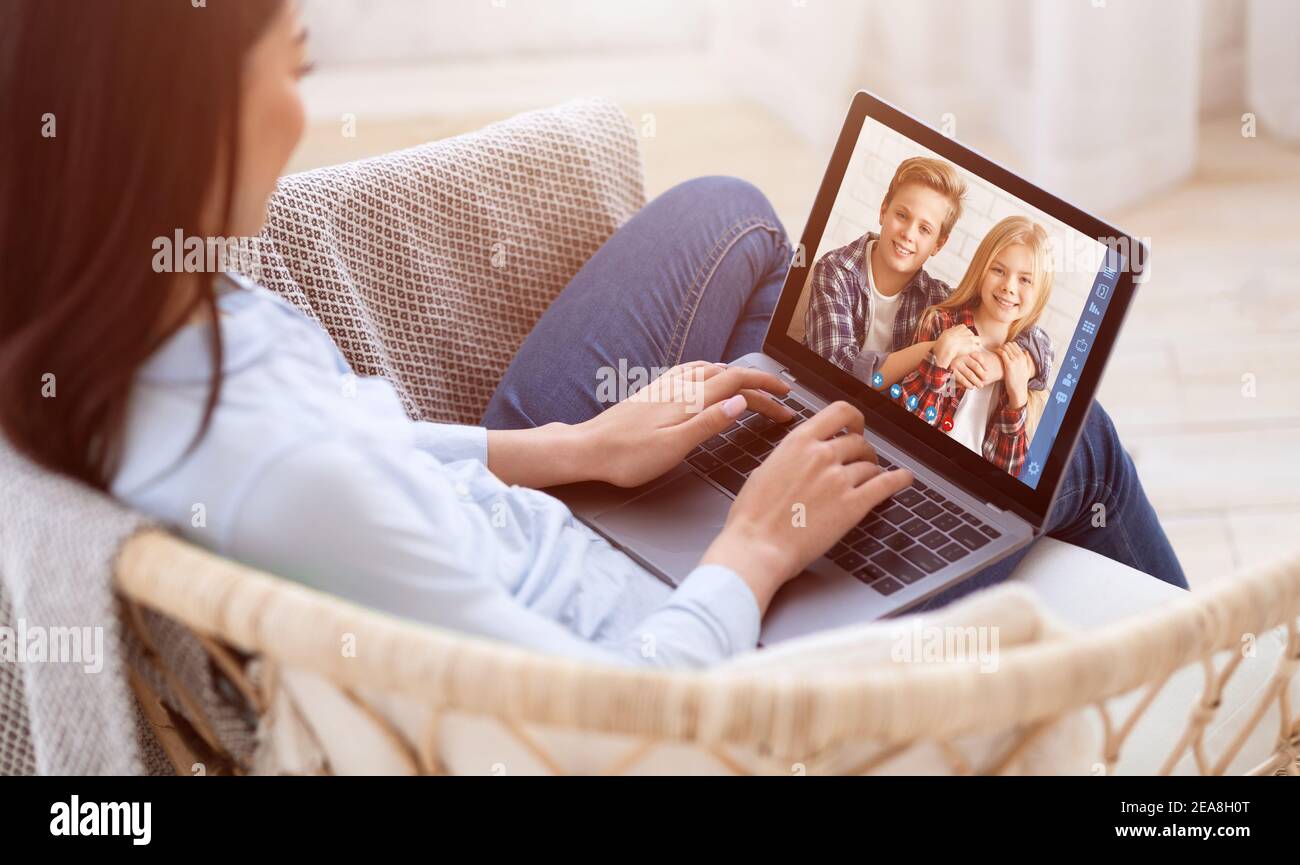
[860,240,904,353]
[948,384,995,456]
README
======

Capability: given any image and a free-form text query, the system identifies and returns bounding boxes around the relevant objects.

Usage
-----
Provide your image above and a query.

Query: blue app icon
[924,406,937,423]
[872,373,885,389]
[906,395,919,411]
[890,384,903,400]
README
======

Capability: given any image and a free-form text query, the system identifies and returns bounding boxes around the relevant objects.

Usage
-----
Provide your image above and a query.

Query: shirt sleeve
[1014,326,1055,392]
[896,353,952,422]
[412,421,489,465]
[804,257,866,378]
[894,313,952,420]
[852,349,889,386]
[222,440,759,669]
[984,402,1029,475]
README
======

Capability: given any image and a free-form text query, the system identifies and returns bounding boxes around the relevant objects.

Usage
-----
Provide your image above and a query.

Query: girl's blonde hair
[920,215,1055,343]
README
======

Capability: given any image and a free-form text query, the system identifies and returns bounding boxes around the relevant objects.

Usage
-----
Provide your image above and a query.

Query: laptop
[554,90,1146,645]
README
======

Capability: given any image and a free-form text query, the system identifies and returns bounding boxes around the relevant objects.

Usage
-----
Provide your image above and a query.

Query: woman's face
[979,242,1037,327]
[225,1,310,238]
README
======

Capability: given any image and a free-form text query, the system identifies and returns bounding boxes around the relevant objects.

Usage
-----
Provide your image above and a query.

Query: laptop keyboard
[684,395,1003,597]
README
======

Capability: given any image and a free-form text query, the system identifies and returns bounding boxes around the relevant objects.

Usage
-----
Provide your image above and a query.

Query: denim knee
[659,176,788,241]
[1066,400,1136,504]
[1084,402,1130,467]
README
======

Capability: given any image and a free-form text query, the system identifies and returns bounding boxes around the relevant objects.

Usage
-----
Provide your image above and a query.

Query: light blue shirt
[111,278,760,668]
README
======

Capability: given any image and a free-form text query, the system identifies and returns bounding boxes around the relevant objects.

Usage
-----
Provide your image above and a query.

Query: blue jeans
[482,177,1189,604]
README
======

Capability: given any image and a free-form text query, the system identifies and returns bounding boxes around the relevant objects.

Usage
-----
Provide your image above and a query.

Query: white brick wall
[811,119,1103,391]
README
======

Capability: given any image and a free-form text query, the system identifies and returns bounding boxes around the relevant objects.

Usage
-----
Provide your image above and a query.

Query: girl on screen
[890,216,1055,476]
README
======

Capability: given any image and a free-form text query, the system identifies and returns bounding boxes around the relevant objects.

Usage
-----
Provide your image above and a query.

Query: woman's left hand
[997,343,1033,410]
[579,362,796,488]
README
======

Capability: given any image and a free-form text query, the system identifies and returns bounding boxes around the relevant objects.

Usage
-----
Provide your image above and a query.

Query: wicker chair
[27,100,1300,775]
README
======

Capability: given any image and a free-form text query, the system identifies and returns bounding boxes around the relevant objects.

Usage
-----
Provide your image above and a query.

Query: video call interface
[793,116,1125,490]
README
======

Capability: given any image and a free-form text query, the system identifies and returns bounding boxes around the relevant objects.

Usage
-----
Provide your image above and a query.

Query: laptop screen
[766,93,1144,522]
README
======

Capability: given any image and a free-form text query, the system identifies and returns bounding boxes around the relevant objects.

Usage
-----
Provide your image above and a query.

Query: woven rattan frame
[116,531,1300,775]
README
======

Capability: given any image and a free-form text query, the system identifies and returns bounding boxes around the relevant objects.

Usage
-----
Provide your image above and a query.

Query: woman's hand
[997,343,1034,410]
[578,362,796,488]
[951,349,1005,390]
[701,401,915,613]
[933,324,981,369]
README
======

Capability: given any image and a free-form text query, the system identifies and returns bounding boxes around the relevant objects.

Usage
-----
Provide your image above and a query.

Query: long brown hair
[0,0,284,489]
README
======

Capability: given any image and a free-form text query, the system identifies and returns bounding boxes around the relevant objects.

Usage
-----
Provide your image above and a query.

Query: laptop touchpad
[592,473,732,587]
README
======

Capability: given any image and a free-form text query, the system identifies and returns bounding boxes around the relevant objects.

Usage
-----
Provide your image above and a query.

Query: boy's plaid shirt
[893,306,1029,476]
[803,232,1053,390]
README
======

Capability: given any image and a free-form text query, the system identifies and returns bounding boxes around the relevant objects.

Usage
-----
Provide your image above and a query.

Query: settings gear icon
[1028,461,1041,476]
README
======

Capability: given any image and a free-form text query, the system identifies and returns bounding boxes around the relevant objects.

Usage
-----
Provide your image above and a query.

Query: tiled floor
[291,105,1300,590]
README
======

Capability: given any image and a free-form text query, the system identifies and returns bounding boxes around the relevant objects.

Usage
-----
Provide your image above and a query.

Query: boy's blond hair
[883,157,968,241]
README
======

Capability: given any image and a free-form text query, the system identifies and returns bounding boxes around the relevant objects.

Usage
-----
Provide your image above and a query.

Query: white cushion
[1010,537,1187,627]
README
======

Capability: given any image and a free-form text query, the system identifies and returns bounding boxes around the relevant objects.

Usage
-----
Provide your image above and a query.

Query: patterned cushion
[240,99,646,424]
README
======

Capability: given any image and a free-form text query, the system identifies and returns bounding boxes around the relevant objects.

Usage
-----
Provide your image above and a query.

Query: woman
[891,217,1055,476]
[0,0,1185,669]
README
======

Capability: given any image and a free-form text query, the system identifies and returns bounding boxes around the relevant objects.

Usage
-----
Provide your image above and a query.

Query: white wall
[301,0,708,65]
[1247,0,1300,140]
[298,0,1298,203]
[712,0,1206,214]
[1201,0,1247,116]
[706,0,870,155]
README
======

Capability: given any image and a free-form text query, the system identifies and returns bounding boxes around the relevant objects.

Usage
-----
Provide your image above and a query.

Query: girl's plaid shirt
[890,307,1029,476]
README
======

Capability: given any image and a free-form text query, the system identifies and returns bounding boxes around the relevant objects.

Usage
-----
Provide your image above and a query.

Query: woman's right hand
[933,324,981,369]
[701,401,915,613]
